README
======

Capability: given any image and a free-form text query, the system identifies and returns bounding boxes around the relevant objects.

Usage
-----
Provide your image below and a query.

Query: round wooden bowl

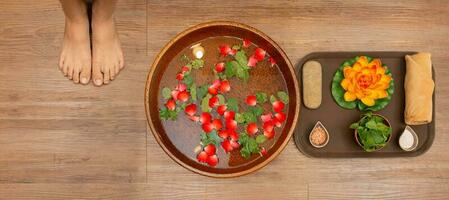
[354,114,392,152]
[144,21,300,177]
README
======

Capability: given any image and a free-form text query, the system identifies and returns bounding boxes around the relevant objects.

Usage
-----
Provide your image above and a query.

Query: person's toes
[67,64,74,80]
[92,63,103,86]
[59,55,65,70]
[119,57,124,69]
[63,63,69,76]
[80,65,91,85]
[110,65,116,80]
[103,68,110,84]
[114,63,120,75]
[73,67,80,83]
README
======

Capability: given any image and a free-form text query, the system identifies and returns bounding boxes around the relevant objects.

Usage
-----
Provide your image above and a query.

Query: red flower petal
[208,96,219,107]
[274,112,286,123]
[229,49,237,56]
[219,80,231,93]
[176,72,184,80]
[260,147,267,156]
[224,111,235,120]
[246,95,257,106]
[197,151,208,163]
[212,119,223,130]
[184,103,197,116]
[208,87,218,95]
[171,90,179,100]
[272,117,282,128]
[247,55,258,67]
[264,129,275,139]
[261,113,272,122]
[177,91,190,102]
[269,57,276,67]
[246,122,258,136]
[217,105,227,116]
[204,144,216,156]
[254,48,266,61]
[181,66,190,73]
[211,79,221,89]
[219,44,231,56]
[202,122,214,133]
[215,62,225,73]
[226,119,237,130]
[221,140,233,153]
[243,39,251,48]
[165,99,176,111]
[200,112,212,124]
[188,115,200,122]
[176,83,187,92]
[228,130,239,141]
[207,154,218,167]
[218,129,228,139]
[230,139,240,148]
[263,121,274,133]
[272,101,285,112]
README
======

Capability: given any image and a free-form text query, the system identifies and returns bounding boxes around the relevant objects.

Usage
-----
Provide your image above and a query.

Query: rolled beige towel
[404,52,434,125]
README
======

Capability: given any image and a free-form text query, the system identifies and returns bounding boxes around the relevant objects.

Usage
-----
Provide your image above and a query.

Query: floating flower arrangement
[332,56,394,111]
[159,38,289,167]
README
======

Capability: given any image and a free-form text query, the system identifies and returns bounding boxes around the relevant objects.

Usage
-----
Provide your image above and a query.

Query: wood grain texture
[0,0,448,199]
[0,0,147,184]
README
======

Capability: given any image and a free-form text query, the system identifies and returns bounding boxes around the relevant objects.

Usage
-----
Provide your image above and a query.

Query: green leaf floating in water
[256,135,267,144]
[200,130,222,146]
[235,50,248,68]
[249,106,264,117]
[161,87,172,100]
[201,94,212,112]
[225,61,236,78]
[331,56,394,111]
[197,85,208,101]
[277,91,289,104]
[226,98,239,112]
[189,83,197,101]
[217,94,226,105]
[238,132,260,158]
[255,92,268,104]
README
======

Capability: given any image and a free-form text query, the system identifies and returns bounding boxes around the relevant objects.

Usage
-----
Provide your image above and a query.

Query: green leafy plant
[200,131,223,146]
[350,112,392,152]
[159,107,179,120]
[331,56,394,111]
[255,92,268,104]
[238,132,260,158]
[224,50,250,82]
[226,98,239,112]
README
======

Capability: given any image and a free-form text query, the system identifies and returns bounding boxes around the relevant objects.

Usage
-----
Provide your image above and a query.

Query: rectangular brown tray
[294,52,435,158]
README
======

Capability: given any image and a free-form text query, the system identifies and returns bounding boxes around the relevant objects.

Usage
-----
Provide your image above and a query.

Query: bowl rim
[144,21,300,178]
[354,113,392,152]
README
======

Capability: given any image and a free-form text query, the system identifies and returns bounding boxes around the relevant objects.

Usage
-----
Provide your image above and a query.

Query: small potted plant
[350,112,392,152]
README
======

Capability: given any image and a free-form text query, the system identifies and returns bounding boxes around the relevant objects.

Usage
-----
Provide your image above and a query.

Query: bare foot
[91,16,124,86]
[59,18,91,84]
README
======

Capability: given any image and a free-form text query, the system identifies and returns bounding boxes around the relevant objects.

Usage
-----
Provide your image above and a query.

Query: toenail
[95,79,102,85]
[81,77,88,84]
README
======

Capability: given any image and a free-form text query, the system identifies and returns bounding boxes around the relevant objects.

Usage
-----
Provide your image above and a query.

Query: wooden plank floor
[1,0,449,199]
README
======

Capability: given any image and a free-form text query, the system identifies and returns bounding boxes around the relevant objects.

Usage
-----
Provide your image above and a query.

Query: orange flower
[340,56,392,106]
